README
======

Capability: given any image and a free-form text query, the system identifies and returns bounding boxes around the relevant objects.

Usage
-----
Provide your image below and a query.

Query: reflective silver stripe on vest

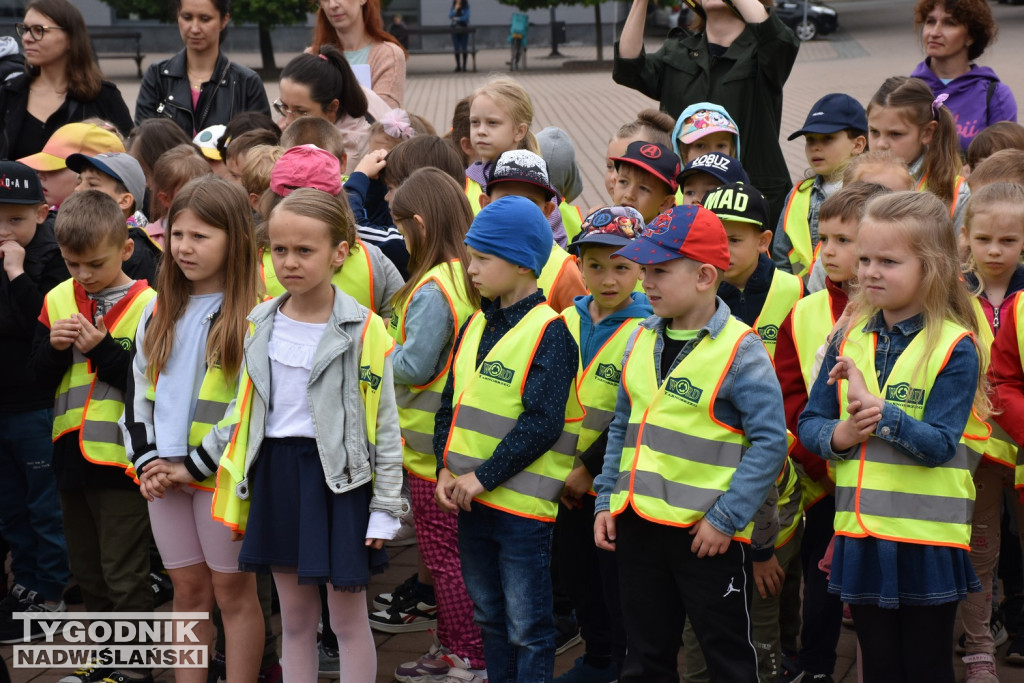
[401,428,435,455]
[81,419,125,446]
[864,439,970,470]
[613,468,722,514]
[446,450,567,502]
[396,385,444,414]
[835,486,973,525]
[193,398,229,425]
[778,487,801,535]
[581,407,615,433]
[55,383,93,414]
[991,421,1017,447]
[624,421,744,469]
[455,405,577,457]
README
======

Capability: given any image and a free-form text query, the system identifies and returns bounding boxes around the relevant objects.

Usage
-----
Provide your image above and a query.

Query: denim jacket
[593,298,789,545]
[771,175,828,274]
[239,287,407,517]
[798,313,978,468]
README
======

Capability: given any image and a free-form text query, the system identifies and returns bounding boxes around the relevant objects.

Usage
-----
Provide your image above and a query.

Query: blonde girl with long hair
[798,190,987,683]
[121,175,263,682]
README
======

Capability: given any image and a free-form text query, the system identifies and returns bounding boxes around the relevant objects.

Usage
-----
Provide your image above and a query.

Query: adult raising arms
[910,0,1016,154]
[309,0,407,108]
[613,0,799,225]
[135,0,270,136]
[0,0,132,159]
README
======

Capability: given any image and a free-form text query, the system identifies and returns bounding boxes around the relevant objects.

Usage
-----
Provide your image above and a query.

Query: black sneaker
[1007,631,1024,665]
[368,594,438,633]
[149,572,174,608]
[371,572,418,612]
[0,590,66,644]
[57,654,114,683]
[99,673,153,683]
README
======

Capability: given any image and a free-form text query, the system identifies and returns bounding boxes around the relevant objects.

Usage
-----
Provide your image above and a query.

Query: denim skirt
[237,437,388,590]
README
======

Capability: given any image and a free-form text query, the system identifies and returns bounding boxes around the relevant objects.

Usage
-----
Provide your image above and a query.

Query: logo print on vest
[665,377,703,405]
[757,325,779,342]
[113,337,133,351]
[389,308,399,332]
[480,360,515,386]
[595,363,621,385]
[884,382,925,407]
[360,365,382,391]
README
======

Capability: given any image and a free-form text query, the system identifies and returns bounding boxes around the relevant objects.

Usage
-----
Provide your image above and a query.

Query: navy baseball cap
[568,206,645,255]
[788,93,868,140]
[613,204,729,270]
[702,182,771,230]
[676,152,750,186]
[611,141,681,192]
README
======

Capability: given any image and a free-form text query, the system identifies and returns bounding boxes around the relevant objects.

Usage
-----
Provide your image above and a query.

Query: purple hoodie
[911,60,1018,152]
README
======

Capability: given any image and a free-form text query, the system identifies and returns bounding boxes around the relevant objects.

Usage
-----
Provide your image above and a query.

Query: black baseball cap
[788,93,868,140]
[676,152,750,187]
[701,182,771,230]
[611,141,681,192]
[0,160,45,205]
[486,150,557,201]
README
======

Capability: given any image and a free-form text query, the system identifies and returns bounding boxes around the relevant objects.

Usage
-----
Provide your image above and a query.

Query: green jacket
[612,12,799,225]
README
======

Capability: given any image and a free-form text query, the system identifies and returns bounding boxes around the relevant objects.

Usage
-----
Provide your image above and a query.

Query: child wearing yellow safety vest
[557,206,651,681]
[771,93,868,280]
[798,191,989,682]
[708,182,804,361]
[29,192,155,676]
[121,177,265,680]
[211,189,407,681]
[478,149,587,313]
[958,183,1024,674]
[772,182,885,681]
[592,204,790,682]
[376,168,486,679]
[434,195,583,681]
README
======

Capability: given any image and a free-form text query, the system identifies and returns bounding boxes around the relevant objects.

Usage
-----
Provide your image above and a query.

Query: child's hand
[0,240,26,279]
[689,518,731,558]
[828,356,879,411]
[435,468,459,513]
[560,465,593,509]
[72,314,107,353]
[50,317,81,351]
[355,149,388,180]
[449,471,484,512]
[594,511,616,551]
[753,555,785,599]
[138,465,172,501]
[365,538,386,550]
[829,405,881,452]
[231,531,244,542]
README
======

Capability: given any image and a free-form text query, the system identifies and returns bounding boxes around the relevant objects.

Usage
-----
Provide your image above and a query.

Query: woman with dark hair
[910,0,1017,153]
[276,46,391,171]
[449,0,470,72]
[613,0,799,227]
[135,0,270,136]
[310,0,407,108]
[0,0,132,159]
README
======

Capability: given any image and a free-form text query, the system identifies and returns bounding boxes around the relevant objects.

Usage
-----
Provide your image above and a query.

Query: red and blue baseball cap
[613,204,729,270]
[676,152,750,186]
[788,93,868,140]
[611,141,681,192]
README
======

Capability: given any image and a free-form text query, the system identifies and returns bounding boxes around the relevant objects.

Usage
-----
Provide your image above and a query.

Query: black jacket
[717,253,777,327]
[0,74,133,159]
[134,49,270,135]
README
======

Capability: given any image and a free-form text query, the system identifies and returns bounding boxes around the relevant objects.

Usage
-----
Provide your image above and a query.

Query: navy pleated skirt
[238,437,388,590]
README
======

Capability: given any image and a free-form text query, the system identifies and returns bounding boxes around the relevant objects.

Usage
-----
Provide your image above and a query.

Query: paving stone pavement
[5,2,1024,679]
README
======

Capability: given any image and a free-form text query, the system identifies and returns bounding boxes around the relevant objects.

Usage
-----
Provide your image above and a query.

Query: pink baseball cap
[270,145,343,197]
[19,123,125,172]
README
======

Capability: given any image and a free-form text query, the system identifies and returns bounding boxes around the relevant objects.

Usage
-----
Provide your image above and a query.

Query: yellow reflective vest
[465,177,484,215]
[781,178,815,279]
[261,239,377,311]
[776,457,803,549]
[834,320,982,549]
[916,174,967,219]
[389,261,478,481]
[969,298,1017,468]
[560,201,583,244]
[538,243,577,305]
[442,304,585,522]
[46,279,155,479]
[212,314,392,532]
[754,269,803,360]
[609,318,757,540]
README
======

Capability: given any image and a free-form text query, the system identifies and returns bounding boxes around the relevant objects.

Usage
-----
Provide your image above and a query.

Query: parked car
[775,0,838,41]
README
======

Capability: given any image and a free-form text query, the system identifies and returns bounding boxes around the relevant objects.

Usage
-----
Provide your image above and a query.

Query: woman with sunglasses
[0,0,132,159]
[135,0,269,136]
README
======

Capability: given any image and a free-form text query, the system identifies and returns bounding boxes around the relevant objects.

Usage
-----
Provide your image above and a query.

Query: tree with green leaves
[100,0,313,72]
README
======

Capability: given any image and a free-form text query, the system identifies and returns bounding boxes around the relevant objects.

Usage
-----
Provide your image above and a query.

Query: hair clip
[380,109,416,140]
[931,93,949,118]
[318,54,328,61]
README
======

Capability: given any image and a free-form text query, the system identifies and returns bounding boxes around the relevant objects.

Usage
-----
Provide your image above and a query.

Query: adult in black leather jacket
[134,0,269,136]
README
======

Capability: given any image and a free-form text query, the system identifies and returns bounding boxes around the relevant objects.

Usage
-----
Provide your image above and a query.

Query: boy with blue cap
[592,204,789,682]
[677,151,751,207]
[773,93,868,279]
[434,195,584,682]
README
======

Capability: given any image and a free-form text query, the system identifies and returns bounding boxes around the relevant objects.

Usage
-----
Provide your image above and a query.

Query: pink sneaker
[963,653,999,683]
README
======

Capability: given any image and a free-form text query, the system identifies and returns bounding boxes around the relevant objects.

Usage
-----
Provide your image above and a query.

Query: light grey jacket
[234,287,408,518]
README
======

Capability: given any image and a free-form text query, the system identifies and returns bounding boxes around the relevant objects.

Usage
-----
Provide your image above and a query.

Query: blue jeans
[0,409,69,600]
[458,504,555,682]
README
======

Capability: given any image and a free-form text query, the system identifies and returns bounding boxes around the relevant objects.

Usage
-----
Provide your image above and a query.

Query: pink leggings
[409,475,485,668]
[148,486,242,573]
